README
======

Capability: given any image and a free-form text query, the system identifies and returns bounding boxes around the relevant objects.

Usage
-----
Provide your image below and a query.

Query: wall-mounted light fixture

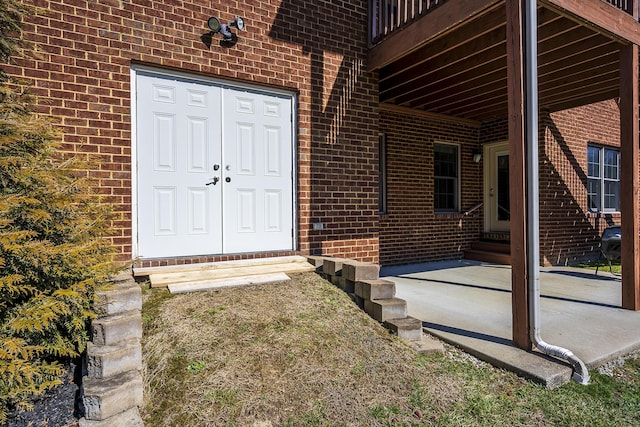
[207,16,245,41]
[472,149,482,163]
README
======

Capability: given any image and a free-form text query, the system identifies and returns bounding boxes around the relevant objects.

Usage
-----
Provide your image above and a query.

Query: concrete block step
[384,316,423,342]
[82,370,143,421]
[333,276,355,294]
[109,271,136,286]
[94,281,142,317]
[342,261,380,282]
[410,334,445,355]
[364,298,407,322]
[168,272,290,294]
[356,279,396,301]
[85,339,142,379]
[353,294,365,310]
[305,255,326,270]
[149,257,313,288]
[79,406,144,427]
[91,310,142,346]
[322,257,349,276]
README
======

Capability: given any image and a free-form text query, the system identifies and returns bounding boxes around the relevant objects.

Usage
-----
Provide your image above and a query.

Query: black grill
[596,226,621,275]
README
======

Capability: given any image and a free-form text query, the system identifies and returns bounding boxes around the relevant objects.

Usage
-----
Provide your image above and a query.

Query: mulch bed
[5,361,81,427]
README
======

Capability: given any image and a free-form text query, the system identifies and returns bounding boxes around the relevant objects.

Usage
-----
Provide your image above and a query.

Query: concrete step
[92,310,142,346]
[364,298,407,322]
[305,255,326,270]
[342,261,380,282]
[410,334,445,355]
[147,257,313,287]
[463,249,511,265]
[355,279,396,301]
[79,406,144,427]
[333,276,355,294]
[81,370,143,421]
[94,280,141,317]
[322,257,349,277]
[85,339,142,379]
[168,272,290,294]
[384,316,423,342]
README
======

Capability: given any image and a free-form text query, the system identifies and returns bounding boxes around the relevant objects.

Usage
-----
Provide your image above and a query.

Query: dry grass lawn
[140,272,640,426]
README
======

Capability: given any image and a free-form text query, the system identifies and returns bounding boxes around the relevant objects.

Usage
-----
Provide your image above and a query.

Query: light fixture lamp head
[472,149,482,163]
[207,16,245,41]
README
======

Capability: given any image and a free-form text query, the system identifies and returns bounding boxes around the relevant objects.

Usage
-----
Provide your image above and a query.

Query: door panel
[222,88,293,253]
[137,73,222,258]
[153,187,176,235]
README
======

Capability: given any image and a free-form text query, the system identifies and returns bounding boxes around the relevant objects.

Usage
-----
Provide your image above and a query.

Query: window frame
[434,142,461,213]
[587,144,620,213]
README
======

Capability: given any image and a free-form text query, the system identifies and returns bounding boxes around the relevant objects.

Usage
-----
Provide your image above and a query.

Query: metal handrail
[464,202,483,216]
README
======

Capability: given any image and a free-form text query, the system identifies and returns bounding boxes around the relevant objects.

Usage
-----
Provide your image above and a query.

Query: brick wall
[379,100,622,267]
[476,101,622,266]
[540,100,621,265]
[379,109,482,265]
[8,0,380,264]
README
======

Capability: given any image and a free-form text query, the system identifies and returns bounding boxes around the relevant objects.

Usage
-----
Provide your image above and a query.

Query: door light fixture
[473,149,482,163]
[207,16,245,41]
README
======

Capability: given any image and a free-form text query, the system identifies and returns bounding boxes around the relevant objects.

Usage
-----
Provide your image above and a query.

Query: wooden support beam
[620,44,640,311]
[506,0,532,350]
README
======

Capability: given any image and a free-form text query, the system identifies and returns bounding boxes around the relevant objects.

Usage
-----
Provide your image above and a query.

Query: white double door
[136,72,294,258]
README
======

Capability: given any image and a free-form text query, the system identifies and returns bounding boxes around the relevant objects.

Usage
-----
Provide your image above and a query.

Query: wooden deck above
[368,0,640,121]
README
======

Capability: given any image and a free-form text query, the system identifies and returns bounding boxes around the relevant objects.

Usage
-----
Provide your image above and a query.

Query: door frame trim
[483,141,510,233]
[130,65,298,259]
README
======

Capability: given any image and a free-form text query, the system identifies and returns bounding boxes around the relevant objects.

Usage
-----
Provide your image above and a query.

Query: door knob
[213,164,220,171]
[225,177,231,183]
[206,176,219,186]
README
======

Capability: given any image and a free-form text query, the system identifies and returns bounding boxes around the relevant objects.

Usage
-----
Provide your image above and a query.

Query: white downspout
[523,0,590,385]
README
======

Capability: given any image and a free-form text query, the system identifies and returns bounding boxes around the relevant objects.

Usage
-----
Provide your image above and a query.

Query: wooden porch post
[620,43,640,311]
[506,0,532,349]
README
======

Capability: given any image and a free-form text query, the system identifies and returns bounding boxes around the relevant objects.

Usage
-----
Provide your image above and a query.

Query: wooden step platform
[168,272,291,294]
[134,256,315,288]
[464,240,511,265]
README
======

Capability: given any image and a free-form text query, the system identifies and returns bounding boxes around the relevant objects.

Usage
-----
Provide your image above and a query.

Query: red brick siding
[379,110,482,265]
[476,101,622,266]
[479,118,509,144]
[379,100,622,267]
[539,100,621,265]
[9,0,380,265]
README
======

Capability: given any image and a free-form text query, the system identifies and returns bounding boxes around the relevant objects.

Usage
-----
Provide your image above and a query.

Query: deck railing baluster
[369,0,636,47]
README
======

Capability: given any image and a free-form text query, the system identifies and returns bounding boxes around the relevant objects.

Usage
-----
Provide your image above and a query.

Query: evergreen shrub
[0,0,119,421]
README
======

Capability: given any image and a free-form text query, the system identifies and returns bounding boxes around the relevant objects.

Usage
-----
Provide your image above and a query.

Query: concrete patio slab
[381,260,640,387]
